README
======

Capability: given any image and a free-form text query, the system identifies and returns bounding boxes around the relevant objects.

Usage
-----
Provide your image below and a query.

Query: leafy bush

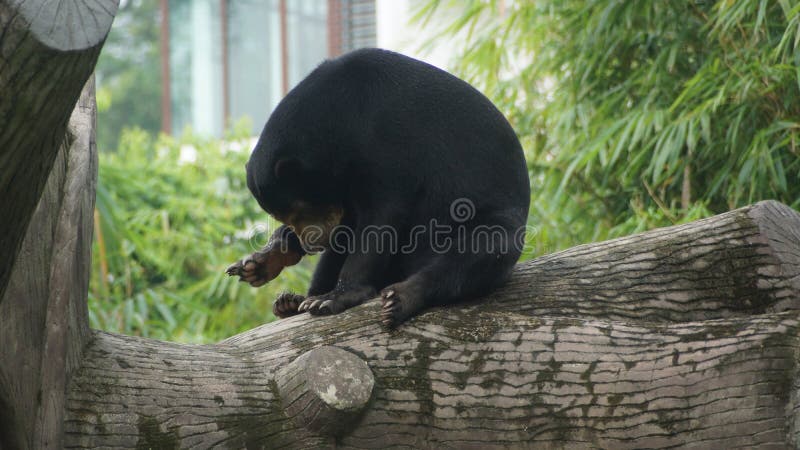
[89,122,315,343]
[92,1,800,342]
[418,0,800,256]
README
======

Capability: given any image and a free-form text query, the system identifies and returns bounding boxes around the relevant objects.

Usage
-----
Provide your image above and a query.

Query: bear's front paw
[226,250,273,287]
[298,285,376,316]
[273,292,305,318]
[297,296,346,315]
[225,244,303,287]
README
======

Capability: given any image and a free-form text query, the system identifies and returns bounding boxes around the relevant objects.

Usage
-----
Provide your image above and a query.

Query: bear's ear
[274,158,303,182]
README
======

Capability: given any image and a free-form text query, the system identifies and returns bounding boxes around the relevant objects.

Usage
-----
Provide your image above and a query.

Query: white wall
[375,0,458,71]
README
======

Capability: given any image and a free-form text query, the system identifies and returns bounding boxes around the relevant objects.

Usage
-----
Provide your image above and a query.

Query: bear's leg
[297,246,389,315]
[270,231,348,318]
[272,292,305,318]
[277,238,347,318]
[226,225,305,287]
[298,209,403,316]
[307,249,347,296]
[380,223,522,328]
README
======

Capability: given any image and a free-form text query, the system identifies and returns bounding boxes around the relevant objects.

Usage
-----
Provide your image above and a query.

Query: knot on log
[276,346,374,436]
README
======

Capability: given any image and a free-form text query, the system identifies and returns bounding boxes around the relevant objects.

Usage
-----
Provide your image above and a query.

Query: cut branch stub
[276,346,374,436]
[8,0,117,51]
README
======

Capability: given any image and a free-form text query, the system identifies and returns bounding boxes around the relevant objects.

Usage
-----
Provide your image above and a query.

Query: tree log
[0,1,116,448]
[492,199,800,322]
[0,0,116,300]
[62,201,800,449]
[0,77,99,450]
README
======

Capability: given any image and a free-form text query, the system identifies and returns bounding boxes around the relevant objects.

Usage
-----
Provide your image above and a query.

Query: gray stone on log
[276,346,374,436]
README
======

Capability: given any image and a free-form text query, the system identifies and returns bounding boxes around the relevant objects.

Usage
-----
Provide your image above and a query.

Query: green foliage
[89,122,315,343]
[95,0,162,153]
[417,0,800,256]
[91,1,800,342]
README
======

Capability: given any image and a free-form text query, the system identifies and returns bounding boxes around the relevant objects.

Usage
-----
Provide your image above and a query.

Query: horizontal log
[63,201,800,448]
[494,200,800,322]
[65,310,799,449]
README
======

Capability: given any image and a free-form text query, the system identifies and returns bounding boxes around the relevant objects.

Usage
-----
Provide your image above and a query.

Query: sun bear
[226,48,530,328]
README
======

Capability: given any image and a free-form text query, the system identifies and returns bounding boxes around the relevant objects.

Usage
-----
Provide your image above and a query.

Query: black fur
[243,48,530,327]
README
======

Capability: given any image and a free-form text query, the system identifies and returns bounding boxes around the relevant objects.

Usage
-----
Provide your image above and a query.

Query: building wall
[375,0,459,72]
[164,0,375,137]
[339,0,377,53]
[168,0,224,137]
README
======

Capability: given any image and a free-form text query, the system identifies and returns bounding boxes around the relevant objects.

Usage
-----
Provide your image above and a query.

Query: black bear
[227,48,530,328]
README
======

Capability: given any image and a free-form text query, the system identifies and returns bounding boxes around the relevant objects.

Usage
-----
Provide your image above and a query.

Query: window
[226,0,283,135]
[164,0,375,137]
[287,0,328,87]
[169,0,224,136]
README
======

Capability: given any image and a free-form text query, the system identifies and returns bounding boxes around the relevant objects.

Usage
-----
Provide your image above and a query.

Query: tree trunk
[61,201,800,449]
[0,1,116,449]
[0,0,116,300]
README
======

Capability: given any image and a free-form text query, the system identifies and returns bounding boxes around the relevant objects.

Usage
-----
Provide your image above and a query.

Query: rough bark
[0,1,116,448]
[491,199,800,322]
[0,0,116,301]
[62,201,800,449]
[0,77,99,450]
